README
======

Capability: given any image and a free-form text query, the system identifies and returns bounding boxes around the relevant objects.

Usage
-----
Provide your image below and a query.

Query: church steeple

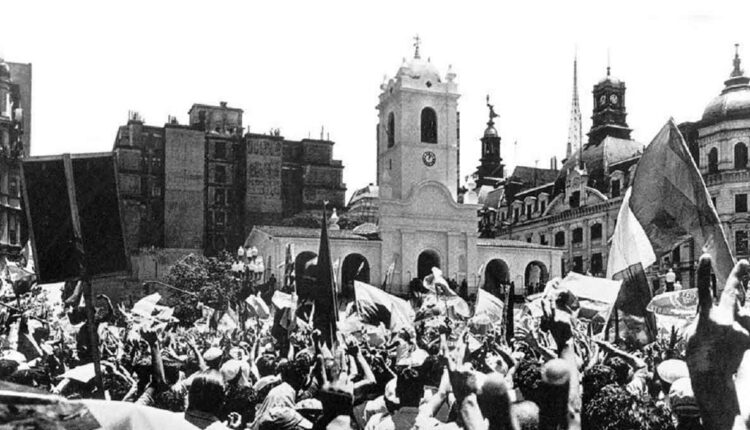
[566,54,582,164]
[476,95,503,185]
[587,55,632,146]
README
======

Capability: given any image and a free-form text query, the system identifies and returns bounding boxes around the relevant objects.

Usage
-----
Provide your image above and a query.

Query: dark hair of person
[256,355,277,377]
[187,370,226,415]
[513,359,542,404]
[537,378,569,429]
[603,356,631,385]
[278,357,310,389]
[396,367,423,407]
[155,388,186,412]
[582,365,617,406]
[477,373,516,430]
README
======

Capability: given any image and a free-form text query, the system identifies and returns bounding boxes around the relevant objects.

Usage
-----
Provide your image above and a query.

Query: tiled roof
[510,166,559,186]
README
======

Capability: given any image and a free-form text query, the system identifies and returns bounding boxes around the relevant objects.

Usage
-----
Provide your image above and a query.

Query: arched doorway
[341,253,370,300]
[524,261,549,295]
[483,259,510,297]
[417,250,441,281]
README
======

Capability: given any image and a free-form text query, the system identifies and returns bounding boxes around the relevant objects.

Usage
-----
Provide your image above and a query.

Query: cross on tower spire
[413,34,421,59]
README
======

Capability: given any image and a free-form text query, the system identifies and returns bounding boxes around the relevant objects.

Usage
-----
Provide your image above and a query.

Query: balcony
[705,169,750,186]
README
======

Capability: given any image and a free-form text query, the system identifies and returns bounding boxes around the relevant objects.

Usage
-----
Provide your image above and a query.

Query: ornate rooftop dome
[702,44,750,125]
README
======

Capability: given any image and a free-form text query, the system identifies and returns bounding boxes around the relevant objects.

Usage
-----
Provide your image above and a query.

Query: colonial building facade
[248,42,562,297]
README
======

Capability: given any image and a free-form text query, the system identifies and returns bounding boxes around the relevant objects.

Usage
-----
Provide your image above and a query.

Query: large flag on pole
[607,120,734,335]
[314,204,338,346]
[354,280,415,330]
[474,288,504,322]
[607,119,734,290]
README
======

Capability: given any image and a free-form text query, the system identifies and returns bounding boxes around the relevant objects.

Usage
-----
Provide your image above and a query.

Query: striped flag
[607,120,733,328]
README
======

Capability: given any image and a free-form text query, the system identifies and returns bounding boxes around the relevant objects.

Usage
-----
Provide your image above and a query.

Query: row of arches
[386,107,438,148]
[293,250,548,297]
[707,142,748,174]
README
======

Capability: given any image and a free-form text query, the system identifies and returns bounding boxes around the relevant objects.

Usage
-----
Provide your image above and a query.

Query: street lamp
[478,207,497,238]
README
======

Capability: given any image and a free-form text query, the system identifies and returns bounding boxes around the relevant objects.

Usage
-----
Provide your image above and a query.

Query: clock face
[422,151,436,167]
[599,95,606,106]
[610,94,619,104]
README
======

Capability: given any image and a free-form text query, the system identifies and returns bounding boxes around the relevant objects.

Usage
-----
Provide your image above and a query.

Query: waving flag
[474,288,505,322]
[607,120,734,338]
[422,267,471,318]
[354,281,415,329]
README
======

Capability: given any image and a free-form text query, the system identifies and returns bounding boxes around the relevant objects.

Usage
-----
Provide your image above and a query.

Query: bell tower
[588,60,632,146]
[376,37,460,201]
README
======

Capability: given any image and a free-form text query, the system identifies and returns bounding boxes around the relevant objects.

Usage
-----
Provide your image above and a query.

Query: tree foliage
[164,252,241,326]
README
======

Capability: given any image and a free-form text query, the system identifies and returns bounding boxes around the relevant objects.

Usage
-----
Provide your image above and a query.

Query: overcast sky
[2,0,749,200]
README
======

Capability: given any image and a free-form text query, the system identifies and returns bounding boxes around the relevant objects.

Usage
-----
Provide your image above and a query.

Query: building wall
[205,134,244,254]
[245,229,383,290]
[164,126,205,248]
[245,135,283,230]
[7,63,31,157]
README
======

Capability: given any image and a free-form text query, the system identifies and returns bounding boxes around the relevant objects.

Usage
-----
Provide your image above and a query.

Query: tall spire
[413,34,421,59]
[606,48,611,77]
[567,53,583,164]
[732,43,744,78]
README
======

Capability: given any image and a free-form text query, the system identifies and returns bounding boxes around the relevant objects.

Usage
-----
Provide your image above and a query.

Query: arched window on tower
[735,142,748,169]
[387,112,395,148]
[708,147,719,174]
[421,107,438,143]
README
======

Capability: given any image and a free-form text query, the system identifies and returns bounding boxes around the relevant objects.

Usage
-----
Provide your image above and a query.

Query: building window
[527,235,532,243]
[215,165,226,183]
[151,185,162,197]
[736,194,748,213]
[8,177,18,197]
[737,231,749,255]
[561,258,566,274]
[554,231,565,247]
[526,204,533,216]
[569,190,580,208]
[8,215,16,245]
[708,147,719,174]
[540,234,547,245]
[672,246,681,263]
[735,142,748,169]
[540,200,546,213]
[712,196,717,209]
[572,256,583,274]
[572,227,583,244]
[591,253,603,275]
[590,223,602,241]
[534,200,539,212]
[215,188,225,206]
[215,142,226,159]
[387,112,395,148]
[420,107,438,143]
[611,179,621,197]
[214,210,226,227]
[514,207,519,221]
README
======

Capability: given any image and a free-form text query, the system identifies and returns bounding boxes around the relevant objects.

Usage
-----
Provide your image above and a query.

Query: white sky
[2,0,749,199]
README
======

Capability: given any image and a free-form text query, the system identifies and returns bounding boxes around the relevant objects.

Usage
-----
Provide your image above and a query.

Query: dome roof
[702,82,750,123]
[484,125,498,138]
[702,47,750,124]
[398,57,441,82]
[0,60,9,79]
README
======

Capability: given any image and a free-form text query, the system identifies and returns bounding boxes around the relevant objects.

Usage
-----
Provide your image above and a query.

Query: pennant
[314,205,338,346]
[422,267,471,318]
[245,294,271,320]
[354,280,415,330]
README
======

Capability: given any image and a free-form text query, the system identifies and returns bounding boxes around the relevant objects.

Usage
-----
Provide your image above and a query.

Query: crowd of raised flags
[1,120,749,428]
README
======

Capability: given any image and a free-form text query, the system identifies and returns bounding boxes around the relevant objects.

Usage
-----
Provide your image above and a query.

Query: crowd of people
[2,253,750,430]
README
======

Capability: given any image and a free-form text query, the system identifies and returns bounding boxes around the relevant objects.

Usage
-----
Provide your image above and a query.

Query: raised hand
[685,254,750,430]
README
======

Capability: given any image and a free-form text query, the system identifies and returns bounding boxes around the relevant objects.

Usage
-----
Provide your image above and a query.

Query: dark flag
[607,119,734,340]
[314,205,338,346]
